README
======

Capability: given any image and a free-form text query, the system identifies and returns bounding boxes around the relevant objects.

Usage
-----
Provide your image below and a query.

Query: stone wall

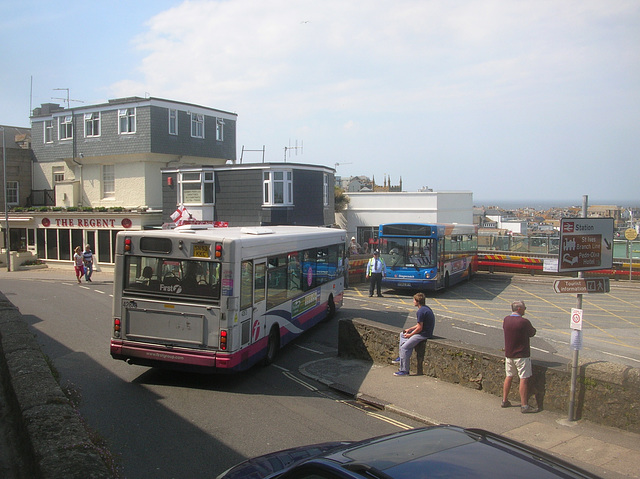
[338,317,640,433]
[0,293,113,478]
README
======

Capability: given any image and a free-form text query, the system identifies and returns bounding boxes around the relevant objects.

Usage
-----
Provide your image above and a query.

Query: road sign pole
[630,240,634,282]
[568,195,588,422]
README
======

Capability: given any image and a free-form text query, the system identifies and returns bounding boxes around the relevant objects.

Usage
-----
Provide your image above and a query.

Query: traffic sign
[625,228,638,241]
[553,277,610,294]
[570,308,583,330]
[558,218,614,272]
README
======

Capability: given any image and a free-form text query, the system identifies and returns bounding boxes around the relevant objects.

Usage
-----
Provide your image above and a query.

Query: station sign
[558,218,614,272]
[553,278,610,294]
[625,228,638,241]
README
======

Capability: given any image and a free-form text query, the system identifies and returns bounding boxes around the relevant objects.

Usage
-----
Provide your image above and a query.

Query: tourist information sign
[558,218,614,273]
[553,278,610,294]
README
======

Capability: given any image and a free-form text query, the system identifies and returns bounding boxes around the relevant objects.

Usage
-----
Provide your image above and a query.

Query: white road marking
[452,326,486,336]
[599,350,640,364]
[531,346,551,354]
[295,344,324,354]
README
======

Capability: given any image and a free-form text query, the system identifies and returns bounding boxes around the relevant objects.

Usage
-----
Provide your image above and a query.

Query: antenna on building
[334,162,352,170]
[52,88,84,109]
[240,145,266,164]
[283,139,303,162]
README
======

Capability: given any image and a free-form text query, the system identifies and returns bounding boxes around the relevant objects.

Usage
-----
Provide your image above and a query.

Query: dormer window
[191,113,204,138]
[263,170,293,206]
[118,108,136,134]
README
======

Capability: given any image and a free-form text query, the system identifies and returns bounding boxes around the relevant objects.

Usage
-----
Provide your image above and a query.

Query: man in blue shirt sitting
[393,292,435,376]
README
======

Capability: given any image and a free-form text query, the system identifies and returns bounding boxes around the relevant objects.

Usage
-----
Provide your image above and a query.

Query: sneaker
[377,294,384,297]
[393,371,409,376]
[521,405,538,414]
[501,400,511,408]
[391,357,401,364]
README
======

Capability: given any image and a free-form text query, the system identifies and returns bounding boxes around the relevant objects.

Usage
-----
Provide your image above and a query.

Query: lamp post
[1,127,9,271]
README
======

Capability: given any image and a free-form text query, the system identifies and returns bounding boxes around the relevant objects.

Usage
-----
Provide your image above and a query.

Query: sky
[1,0,639,207]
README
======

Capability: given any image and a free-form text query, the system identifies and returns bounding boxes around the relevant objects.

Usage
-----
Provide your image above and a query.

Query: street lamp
[1,127,9,271]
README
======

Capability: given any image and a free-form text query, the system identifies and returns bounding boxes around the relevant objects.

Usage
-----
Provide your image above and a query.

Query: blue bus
[378,223,478,291]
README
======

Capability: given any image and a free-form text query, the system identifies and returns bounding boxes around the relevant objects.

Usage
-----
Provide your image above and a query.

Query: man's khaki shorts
[505,357,532,379]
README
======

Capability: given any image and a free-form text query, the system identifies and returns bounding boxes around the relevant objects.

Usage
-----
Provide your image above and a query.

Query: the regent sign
[41,217,133,229]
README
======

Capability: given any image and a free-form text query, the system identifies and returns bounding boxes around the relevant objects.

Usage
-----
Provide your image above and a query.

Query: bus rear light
[220,330,227,350]
[124,237,132,253]
[113,318,121,338]
[215,243,222,258]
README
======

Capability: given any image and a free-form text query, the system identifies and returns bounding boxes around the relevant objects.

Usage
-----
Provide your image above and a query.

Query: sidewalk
[300,356,640,479]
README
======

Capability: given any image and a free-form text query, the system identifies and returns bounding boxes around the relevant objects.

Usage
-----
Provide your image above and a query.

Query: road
[0,270,423,478]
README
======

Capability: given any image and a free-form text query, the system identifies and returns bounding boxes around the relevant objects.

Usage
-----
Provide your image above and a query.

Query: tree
[334,186,350,213]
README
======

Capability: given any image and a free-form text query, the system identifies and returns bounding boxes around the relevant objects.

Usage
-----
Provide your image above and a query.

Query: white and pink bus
[111,225,346,373]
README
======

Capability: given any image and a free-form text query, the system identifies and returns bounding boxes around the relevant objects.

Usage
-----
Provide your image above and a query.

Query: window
[169,109,178,135]
[102,165,115,199]
[84,112,100,137]
[216,118,224,141]
[263,170,293,205]
[44,120,54,143]
[6,181,18,205]
[240,261,253,310]
[179,171,214,205]
[59,116,73,140]
[191,113,204,138]
[53,166,64,183]
[118,108,136,134]
[323,173,329,206]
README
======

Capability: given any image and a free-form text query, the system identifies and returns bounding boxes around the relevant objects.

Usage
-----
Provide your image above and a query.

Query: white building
[336,191,473,249]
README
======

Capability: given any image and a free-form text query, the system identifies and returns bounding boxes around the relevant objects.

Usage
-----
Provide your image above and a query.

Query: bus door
[240,259,268,348]
[251,260,267,344]
[437,237,446,288]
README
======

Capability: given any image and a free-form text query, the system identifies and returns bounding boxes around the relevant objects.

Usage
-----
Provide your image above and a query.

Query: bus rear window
[140,237,172,254]
[124,256,221,301]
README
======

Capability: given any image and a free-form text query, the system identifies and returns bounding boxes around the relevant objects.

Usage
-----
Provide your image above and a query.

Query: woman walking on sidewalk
[73,246,84,283]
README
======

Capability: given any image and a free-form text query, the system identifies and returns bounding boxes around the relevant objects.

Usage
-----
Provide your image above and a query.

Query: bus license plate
[398,282,411,287]
[193,244,210,258]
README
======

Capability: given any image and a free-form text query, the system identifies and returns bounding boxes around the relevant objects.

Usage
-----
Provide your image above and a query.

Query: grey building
[162,163,335,227]
[11,97,238,267]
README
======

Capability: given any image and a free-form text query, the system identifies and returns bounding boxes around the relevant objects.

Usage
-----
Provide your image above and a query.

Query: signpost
[560,196,616,423]
[558,217,614,273]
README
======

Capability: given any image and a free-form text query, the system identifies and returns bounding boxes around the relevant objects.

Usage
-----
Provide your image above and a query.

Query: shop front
[2,211,162,270]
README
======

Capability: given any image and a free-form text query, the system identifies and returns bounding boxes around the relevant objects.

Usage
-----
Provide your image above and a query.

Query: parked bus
[378,223,478,291]
[111,225,346,373]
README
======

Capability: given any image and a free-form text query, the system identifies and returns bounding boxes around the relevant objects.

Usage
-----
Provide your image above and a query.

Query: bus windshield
[382,237,436,268]
[124,255,221,301]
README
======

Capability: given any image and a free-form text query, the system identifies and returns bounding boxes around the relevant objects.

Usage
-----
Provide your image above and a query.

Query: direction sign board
[558,218,614,272]
[553,277,610,294]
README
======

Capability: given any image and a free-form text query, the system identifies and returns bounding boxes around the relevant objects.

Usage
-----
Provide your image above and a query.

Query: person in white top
[365,250,386,297]
[73,246,84,283]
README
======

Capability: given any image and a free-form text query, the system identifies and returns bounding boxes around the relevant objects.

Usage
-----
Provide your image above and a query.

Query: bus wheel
[444,272,450,289]
[326,294,336,320]
[263,326,280,366]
